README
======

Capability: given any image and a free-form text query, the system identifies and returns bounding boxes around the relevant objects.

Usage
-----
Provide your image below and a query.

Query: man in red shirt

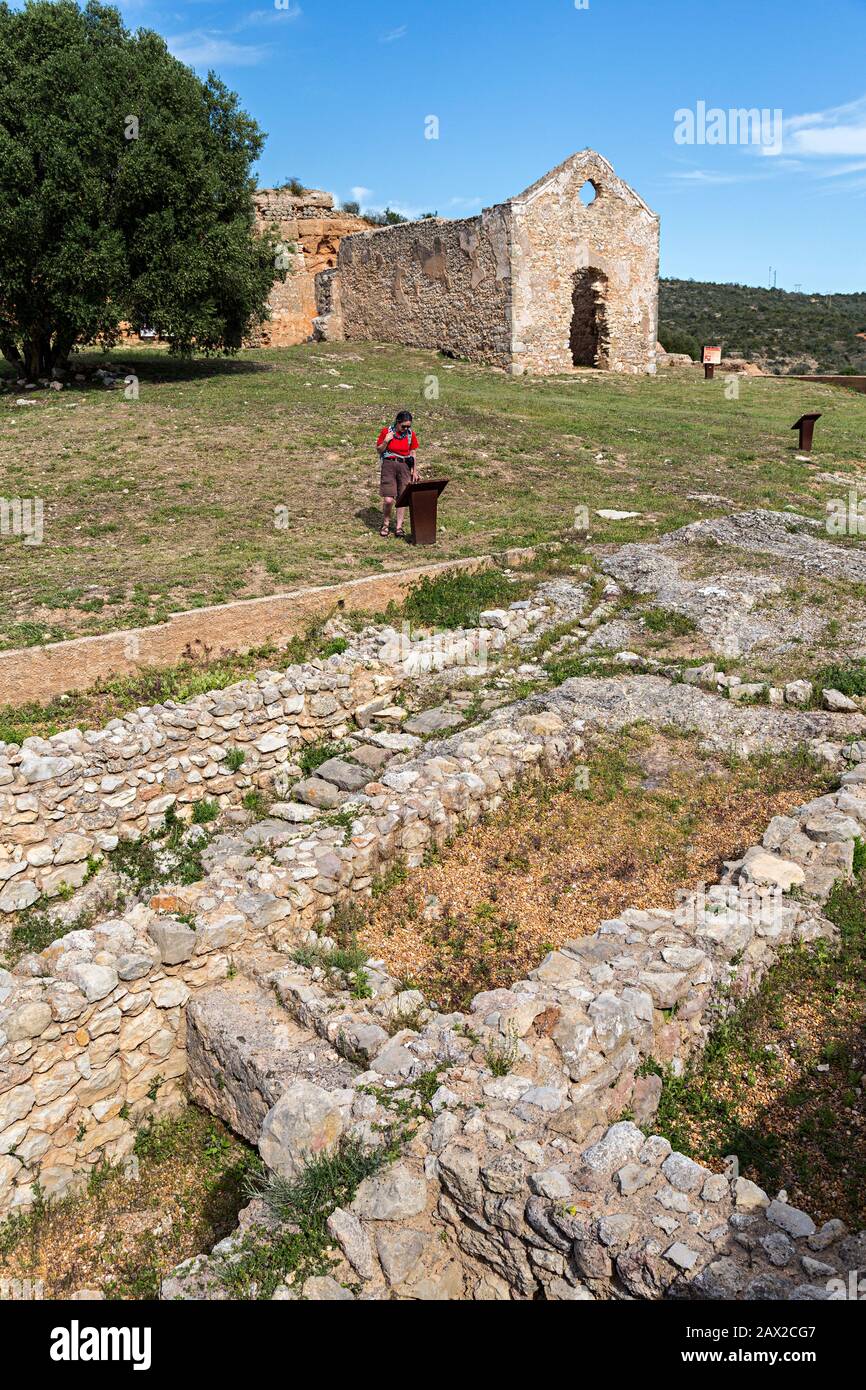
[377,410,418,538]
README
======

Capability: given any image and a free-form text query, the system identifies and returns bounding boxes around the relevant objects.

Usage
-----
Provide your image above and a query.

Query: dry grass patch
[358,730,831,1011]
[0,1107,258,1299]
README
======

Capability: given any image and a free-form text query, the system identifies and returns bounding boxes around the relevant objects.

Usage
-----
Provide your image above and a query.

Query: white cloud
[351,186,374,203]
[244,4,303,25]
[380,25,408,43]
[167,30,269,68]
[766,94,866,158]
[669,169,762,186]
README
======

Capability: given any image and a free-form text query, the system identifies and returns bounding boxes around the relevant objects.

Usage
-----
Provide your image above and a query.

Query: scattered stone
[292,777,345,809]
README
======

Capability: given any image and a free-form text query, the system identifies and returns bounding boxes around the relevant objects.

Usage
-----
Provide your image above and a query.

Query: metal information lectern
[395,478,449,545]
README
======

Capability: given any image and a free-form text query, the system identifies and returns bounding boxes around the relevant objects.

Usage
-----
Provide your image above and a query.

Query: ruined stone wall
[0,660,396,916]
[0,900,256,1214]
[162,691,866,1302]
[334,208,514,368]
[248,189,368,348]
[0,600,539,916]
[509,151,659,375]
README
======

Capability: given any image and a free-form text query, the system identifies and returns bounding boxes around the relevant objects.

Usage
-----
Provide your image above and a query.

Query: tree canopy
[0,0,280,377]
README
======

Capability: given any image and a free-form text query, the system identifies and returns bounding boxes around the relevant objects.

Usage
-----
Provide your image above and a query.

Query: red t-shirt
[378,427,418,457]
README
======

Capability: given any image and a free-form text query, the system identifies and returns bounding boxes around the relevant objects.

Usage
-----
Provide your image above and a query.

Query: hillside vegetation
[659,279,866,375]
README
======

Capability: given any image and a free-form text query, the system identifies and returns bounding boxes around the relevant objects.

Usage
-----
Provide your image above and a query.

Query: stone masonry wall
[334,208,514,368]
[0,675,574,1216]
[509,151,659,375]
[5,662,866,1232]
[328,150,658,376]
[247,189,368,348]
[0,900,255,1214]
[0,659,392,916]
[0,588,544,917]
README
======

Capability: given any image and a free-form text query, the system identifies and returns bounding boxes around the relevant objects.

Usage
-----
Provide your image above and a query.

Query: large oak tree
[0,0,280,378]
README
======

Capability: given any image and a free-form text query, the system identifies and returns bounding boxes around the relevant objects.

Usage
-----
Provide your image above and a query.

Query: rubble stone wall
[0,900,257,1215]
[166,698,866,1302]
[509,150,659,375]
[247,189,369,348]
[0,659,395,916]
[0,680,574,1216]
[335,208,514,368]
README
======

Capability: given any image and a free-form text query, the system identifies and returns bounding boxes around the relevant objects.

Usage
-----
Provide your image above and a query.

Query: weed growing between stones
[291,937,372,1000]
[812,660,866,699]
[108,805,215,895]
[241,789,272,818]
[297,738,351,777]
[484,1025,520,1077]
[646,843,866,1227]
[3,904,97,966]
[219,1139,395,1300]
[402,567,523,630]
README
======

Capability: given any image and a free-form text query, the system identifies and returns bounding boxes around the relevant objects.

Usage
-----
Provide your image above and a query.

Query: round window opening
[579,180,599,206]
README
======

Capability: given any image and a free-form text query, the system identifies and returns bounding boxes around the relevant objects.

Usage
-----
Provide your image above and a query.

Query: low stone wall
[0,657,391,915]
[4,660,866,1291]
[0,685,578,1216]
[0,545,542,706]
[0,900,257,1213]
[0,568,553,916]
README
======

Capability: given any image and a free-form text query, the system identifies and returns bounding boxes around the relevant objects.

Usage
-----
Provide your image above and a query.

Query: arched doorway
[570,267,610,368]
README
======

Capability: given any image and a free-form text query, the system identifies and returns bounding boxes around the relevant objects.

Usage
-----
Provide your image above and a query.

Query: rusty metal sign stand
[792,413,822,452]
[395,478,449,545]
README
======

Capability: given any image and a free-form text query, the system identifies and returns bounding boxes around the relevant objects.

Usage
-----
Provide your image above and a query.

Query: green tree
[0,0,280,378]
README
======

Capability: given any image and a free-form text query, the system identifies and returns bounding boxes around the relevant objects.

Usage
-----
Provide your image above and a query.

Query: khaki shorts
[379,456,413,500]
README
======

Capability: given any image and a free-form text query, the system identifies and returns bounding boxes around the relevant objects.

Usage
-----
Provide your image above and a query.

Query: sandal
[380,524,391,538]
[395,527,405,539]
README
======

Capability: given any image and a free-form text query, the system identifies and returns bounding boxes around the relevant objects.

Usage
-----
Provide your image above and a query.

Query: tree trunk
[21,329,58,379]
[0,337,22,369]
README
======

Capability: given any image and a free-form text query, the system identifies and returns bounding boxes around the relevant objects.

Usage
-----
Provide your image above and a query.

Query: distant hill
[658,279,866,375]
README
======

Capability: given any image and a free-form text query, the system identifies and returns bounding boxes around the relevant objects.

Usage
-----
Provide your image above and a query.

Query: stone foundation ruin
[4,515,865,1300]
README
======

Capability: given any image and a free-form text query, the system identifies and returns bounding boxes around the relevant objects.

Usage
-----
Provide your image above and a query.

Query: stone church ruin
[252,151,660,375]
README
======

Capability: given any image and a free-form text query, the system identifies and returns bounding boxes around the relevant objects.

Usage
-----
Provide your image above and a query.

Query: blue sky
[43,1,866,289]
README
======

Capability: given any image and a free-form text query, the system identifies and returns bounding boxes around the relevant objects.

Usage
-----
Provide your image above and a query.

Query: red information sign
[702,345,722,365]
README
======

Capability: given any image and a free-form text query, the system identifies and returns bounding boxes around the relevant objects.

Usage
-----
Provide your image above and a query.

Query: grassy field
[2,342,865,650]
